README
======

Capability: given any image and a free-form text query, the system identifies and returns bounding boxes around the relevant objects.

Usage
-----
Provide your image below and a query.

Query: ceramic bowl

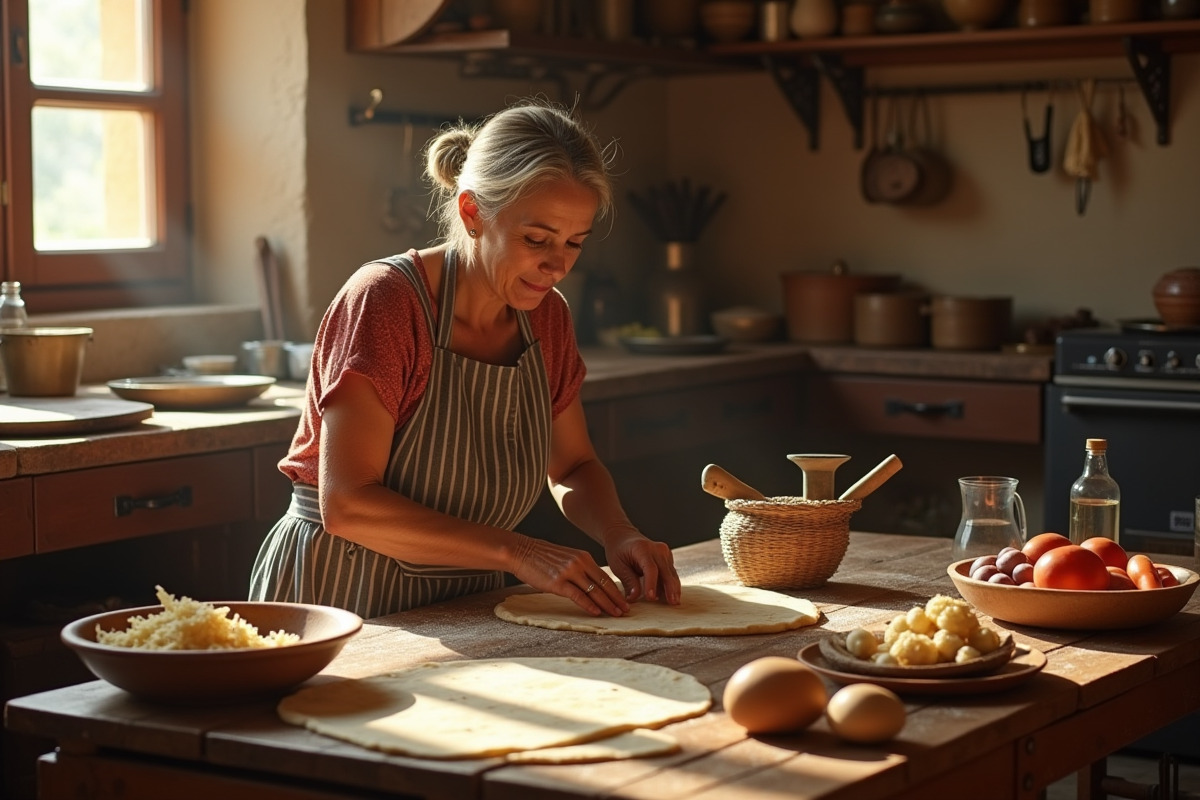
[1153,267,1200,328]
[182,354,237,375]
[710,306,783,342]
[61,601,362,704]
[947,559,1199,630]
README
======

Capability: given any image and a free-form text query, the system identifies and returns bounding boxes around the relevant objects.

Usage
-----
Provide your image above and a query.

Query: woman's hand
[602,526,681,606]
[509,536,630,617]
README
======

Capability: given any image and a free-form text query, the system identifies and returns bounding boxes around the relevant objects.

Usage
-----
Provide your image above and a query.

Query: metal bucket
[0,327,93,396]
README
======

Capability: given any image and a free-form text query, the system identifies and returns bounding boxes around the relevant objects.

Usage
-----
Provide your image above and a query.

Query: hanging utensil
[1063,79,1108,217]
[1022,88,1053,174]
[701,464,767,502]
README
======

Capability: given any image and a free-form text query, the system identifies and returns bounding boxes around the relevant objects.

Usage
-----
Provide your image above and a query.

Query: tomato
[1022,532,1072,566]
[1106,566,1136,591]
[1155,565,1181,588]
[1080,537,1128,570]
[1033,545,1109,590]
[1126,554,1163,590]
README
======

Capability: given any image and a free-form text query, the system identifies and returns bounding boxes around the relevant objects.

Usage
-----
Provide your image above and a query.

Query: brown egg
[722,656,828,734]
[825,683,906,743]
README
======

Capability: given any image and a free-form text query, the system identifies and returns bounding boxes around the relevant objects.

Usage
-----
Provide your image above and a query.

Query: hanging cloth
[1062,79,1108,216]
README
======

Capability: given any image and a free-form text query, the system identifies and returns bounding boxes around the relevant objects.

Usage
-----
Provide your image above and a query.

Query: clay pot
[781,265,901,344]
[841,2,878,34]
[791,0,840,37]
[930,296,1013,351]
[854,292,930,348]
[700,0,757,42]
[943,0,1009,29]
[1089,0,1140,22]
[1018,0,1071,26]
[1153,267,1200,329]
[644,0,700,38]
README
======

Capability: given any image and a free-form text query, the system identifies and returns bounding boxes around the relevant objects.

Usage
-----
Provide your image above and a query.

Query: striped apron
[249,251,552,617]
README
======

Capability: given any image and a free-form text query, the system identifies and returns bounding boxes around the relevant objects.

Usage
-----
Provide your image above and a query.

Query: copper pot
[930,296,1012,351]
[854,292,929,348]
[781,263,901,343]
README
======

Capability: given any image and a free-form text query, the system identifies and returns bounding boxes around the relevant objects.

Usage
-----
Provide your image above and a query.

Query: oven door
[1044,382,1200,556]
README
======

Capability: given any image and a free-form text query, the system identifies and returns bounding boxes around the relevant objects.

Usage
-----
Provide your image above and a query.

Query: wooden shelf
[346,5,1200,145]
[708,19,1200,67]
[349,28,745,74]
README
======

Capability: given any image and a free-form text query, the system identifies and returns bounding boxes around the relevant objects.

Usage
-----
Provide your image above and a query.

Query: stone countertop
[0,343,1053,479]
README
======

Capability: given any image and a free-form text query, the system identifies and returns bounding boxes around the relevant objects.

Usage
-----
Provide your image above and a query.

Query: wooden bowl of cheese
[61,590,361,704]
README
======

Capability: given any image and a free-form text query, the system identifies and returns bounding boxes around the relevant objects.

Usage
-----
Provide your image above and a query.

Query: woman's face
[474,178,599,311]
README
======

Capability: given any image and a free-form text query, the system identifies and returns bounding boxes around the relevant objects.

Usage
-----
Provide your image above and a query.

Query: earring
[468,229,477,238]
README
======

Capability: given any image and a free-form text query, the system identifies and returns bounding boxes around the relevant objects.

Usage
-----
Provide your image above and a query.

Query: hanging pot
[861,96,922,204]
[900,93,953,206]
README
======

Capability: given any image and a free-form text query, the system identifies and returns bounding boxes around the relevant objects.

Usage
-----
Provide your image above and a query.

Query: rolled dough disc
[277,657,711,760]
[494,583,821,636]
[504,728,679,764]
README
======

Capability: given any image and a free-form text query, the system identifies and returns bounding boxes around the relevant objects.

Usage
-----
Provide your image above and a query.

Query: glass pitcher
[952,476,1027,563]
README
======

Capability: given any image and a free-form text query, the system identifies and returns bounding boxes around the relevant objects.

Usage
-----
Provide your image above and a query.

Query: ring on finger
[584,583,596,593]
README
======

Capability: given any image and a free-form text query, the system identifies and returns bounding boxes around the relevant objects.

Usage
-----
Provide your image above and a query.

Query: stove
[1054,324,1200,391]
[1047,323,1200,759]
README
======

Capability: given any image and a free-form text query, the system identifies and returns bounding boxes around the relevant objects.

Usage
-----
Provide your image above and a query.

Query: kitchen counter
[6,532,1197,800]
[0,343,1052,480]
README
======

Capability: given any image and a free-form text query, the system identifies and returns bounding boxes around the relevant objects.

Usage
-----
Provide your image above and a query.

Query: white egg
[825,683,906,743]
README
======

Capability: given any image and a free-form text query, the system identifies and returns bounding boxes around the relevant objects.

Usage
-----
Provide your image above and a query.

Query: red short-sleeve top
[278,249,586,485]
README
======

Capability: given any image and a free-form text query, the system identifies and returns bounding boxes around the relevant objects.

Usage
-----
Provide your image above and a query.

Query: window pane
[29,0,149,91]
[33,106,154,251]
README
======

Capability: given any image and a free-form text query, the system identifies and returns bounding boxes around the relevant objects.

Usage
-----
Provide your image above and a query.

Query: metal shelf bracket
[1123,36,1171,146]
[765,55,821,151]
[815,54,866,150]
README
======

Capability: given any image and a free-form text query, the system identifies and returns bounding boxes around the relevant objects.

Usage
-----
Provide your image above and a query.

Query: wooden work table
[6,532,1198,800]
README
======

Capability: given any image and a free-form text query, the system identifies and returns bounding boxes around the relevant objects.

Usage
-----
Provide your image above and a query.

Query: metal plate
[107,375,275,410]
[618,335,731,355]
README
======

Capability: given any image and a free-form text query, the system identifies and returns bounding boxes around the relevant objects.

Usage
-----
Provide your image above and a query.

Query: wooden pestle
[839,454,903,501]
[701,464,767,501]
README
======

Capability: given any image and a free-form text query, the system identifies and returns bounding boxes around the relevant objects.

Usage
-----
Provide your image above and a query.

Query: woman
[249,100,680,619]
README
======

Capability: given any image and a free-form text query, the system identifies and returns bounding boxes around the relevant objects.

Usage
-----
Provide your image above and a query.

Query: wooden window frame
[1,0,190,313]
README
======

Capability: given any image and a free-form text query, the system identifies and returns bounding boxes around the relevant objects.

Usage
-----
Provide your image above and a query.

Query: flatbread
[494,583,821,636]
[503,728,679,764]
[277,657,711,760]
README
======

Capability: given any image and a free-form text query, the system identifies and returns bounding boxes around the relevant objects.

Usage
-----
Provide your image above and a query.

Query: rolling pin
[838,454,903,502]
[701,464,767,501]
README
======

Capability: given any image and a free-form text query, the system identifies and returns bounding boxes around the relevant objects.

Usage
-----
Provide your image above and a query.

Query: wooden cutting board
[0,395,154,436]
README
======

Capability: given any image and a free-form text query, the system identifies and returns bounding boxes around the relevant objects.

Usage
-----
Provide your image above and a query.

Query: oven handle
[1060,393,1200,414]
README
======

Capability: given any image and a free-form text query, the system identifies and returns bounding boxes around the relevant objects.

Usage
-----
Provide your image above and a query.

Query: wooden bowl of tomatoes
[947,551,1198,630]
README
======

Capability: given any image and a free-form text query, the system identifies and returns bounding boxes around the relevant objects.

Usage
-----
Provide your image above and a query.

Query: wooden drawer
[33,451,255,553]
[806,375,1042,444]
[0,478,34,560]
[608,376,799,462]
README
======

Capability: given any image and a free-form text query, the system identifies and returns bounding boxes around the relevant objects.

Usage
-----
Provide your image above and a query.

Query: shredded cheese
[95,586,300,650]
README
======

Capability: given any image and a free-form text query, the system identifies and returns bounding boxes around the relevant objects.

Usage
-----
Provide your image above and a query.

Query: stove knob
[1137,350,1154,369]
[1103,347,1127,368]
[1166,351,1182,370]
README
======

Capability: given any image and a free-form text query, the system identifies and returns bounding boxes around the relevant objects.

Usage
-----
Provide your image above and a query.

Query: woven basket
[719,496,861,590]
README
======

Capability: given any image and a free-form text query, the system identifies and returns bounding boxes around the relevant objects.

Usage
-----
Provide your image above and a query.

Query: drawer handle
[885,399,964,419]
[114,486,193,517]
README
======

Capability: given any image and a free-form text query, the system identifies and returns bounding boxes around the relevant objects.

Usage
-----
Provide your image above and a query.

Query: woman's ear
[457,191,478,228]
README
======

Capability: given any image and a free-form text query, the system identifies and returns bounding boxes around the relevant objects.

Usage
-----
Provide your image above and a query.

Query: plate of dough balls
[818,595,1016,679]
